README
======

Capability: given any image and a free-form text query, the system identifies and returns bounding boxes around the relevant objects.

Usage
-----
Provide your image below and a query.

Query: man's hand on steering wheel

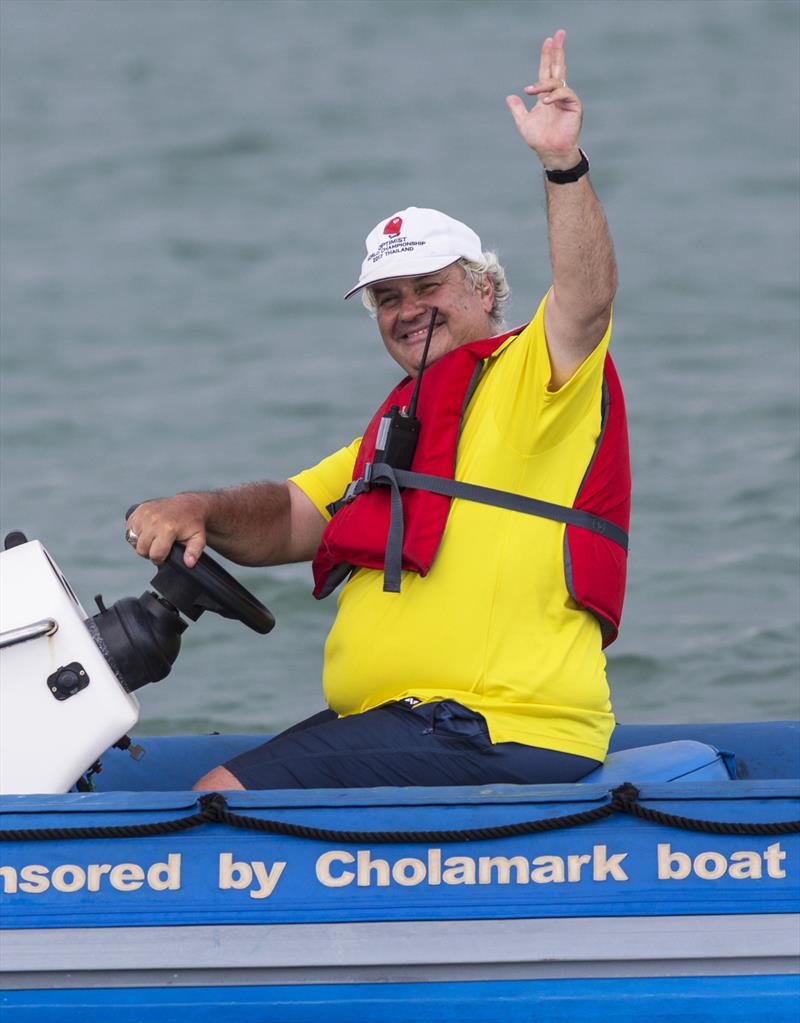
[125,493,212,567]
[126,501,275,635]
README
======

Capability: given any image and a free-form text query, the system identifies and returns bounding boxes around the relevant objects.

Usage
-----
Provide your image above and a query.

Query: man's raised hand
[506,29,583,169]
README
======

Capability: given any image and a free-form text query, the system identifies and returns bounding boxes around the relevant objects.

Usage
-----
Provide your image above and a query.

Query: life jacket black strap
[330,462,628,594]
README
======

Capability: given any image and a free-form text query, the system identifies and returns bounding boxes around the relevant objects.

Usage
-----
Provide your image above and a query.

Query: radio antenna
[407,306,437,419]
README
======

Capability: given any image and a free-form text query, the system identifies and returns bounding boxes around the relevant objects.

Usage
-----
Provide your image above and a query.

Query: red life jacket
[312,327,630,647]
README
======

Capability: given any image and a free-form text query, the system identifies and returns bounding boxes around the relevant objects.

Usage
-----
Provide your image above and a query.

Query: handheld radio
[373,307,437,471]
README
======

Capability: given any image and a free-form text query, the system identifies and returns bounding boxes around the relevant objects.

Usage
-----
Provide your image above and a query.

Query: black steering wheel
[152,543,276,635]
[126,504,275,635]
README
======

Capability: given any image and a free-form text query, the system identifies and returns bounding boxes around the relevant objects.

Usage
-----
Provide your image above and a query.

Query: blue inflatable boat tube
[1,721,798,1022]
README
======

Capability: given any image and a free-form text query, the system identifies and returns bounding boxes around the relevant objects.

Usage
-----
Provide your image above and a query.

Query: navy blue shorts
[223,700,601,789]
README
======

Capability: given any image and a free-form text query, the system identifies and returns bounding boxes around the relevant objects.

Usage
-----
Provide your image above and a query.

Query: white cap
[344,207,483,300]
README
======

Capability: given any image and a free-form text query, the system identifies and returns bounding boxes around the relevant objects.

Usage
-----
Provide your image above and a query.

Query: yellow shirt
[290,295,615,762]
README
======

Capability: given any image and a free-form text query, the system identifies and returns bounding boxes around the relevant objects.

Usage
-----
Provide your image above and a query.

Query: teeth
[404,325,436,342]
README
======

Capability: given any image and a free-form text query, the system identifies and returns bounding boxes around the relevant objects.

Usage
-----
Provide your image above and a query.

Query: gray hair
[361,251,510,332]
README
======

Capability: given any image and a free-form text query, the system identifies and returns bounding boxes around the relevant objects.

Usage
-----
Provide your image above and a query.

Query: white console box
[0,541,139,794]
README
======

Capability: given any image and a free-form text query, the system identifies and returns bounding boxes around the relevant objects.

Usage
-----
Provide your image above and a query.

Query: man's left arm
[507,29,617,389]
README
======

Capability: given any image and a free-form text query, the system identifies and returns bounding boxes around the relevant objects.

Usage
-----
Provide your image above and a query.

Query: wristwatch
[545,149,590,184]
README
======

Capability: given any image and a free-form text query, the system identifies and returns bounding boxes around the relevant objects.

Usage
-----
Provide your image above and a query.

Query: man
[125,30,629,791]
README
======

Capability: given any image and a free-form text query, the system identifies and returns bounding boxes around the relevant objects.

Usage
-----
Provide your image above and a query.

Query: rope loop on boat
[2,783,798,843]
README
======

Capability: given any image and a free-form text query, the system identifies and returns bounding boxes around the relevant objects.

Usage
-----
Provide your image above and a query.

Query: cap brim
[343,256,463,300]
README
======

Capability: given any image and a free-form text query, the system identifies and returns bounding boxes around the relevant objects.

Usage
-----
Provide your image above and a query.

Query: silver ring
[560,79,567,88]
[125,527,139,546]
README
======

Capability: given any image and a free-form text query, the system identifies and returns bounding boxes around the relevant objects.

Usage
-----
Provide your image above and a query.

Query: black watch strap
[545,149,590,184]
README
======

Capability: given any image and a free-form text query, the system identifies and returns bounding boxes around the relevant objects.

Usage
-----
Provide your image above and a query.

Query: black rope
[1,784,798,844]
[0,799,222,843]
[208,794,619,843]
[623,799,800,836]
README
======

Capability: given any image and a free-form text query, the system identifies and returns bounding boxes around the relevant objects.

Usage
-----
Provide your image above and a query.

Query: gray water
[1,0,798,735]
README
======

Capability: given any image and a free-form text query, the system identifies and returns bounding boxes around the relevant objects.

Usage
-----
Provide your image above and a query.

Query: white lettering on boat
[218,853,286,899]
[0,842,791,899]
[0,854,181,894]
[315,844,631,888]
[657,842,787,880]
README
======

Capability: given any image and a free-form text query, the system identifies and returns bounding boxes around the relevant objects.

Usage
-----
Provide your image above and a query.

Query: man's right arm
[125,480,326,568]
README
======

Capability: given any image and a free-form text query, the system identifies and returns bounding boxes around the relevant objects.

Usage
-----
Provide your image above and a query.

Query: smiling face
[371,262,495,377]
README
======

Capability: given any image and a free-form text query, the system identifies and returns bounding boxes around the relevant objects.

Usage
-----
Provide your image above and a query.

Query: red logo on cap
[384,216,403,236]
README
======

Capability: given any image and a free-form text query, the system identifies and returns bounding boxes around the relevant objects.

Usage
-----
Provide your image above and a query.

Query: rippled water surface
[1,0,798,734]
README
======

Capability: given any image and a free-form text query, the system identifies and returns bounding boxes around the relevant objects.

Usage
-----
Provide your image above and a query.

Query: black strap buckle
[327,464,377,517]
[343,463,374,504]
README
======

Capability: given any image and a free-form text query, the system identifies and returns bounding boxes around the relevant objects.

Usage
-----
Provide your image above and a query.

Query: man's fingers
[541,86,579,108]
[134,519,174,564]
[141,527,204,566]
[537,35,552,83]
[505,95,528,129]
[525,78,564,95]
[125,497,207,567]
[551,28,567,83]
[146,538,172,565]
[183,532,206,568]
[125,515,150,559]
[528,73,579,108]
[536,30,567,88]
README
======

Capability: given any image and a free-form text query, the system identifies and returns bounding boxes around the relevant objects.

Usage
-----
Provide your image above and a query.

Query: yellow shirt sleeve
[289,438,362,522]
[488,293,612,457]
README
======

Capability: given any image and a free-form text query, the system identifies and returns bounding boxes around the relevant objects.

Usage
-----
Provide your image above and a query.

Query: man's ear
[480,273,495,312]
